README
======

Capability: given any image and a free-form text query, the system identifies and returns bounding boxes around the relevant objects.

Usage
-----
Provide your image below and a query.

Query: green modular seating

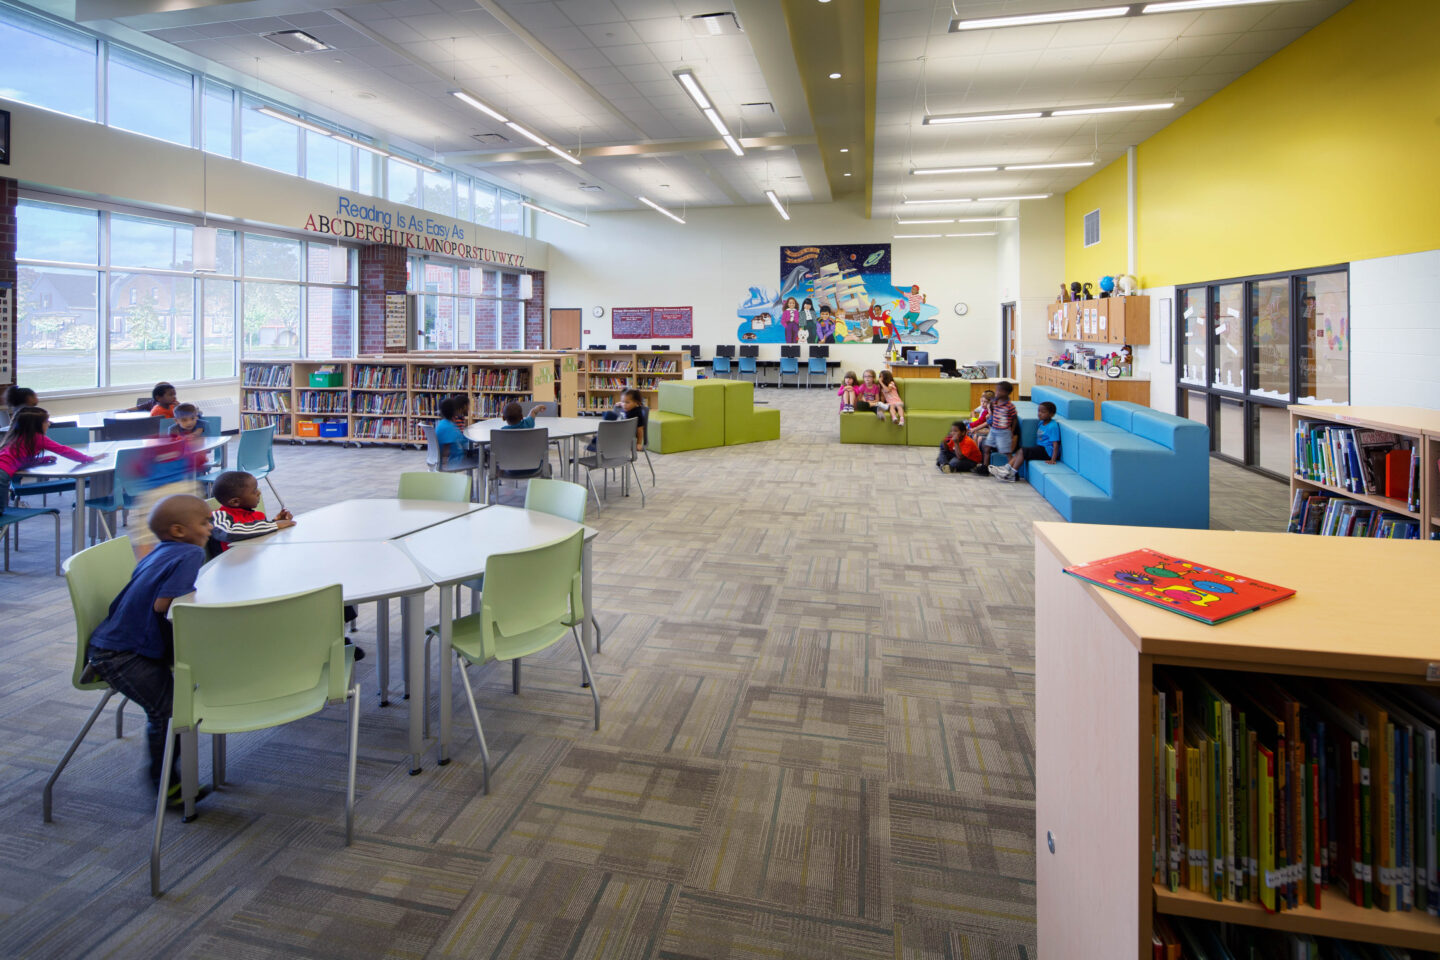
[646,381,728,453]
[895,379,972,447]
[839,411,907,444]
[716,380,780,445]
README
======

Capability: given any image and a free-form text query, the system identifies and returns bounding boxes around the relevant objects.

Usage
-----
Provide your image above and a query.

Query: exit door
[550,308,581,350]
[1001,302,1017,378]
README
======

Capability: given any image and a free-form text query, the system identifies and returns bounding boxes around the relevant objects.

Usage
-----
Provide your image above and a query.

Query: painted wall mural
[734,244,939,345]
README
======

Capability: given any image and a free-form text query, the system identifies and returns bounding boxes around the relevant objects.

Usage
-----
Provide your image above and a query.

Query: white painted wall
[537,198,1001,373]
[1350,248,1440,409]
[1142,285,1178,414]
[1017,197,1065,393]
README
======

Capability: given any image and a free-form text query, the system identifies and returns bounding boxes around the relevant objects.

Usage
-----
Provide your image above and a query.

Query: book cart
[239,354,572,447]
[1289,405,1440,540]
[574,349,691,413]
[1034,522,1439,959]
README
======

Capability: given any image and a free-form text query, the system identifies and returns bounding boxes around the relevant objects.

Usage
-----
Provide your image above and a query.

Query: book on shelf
[1295,419,1420,511]
[352,364,405,389]
[1157,913,1432,958]
[242,413,290,433]
[296,390,349,414]
[1153,668,1440,920]
[1064,549,1295,625]
[242,364,292,387]
[242,389,290,413]
[414,366,468,391]
[1287,490,1423,539]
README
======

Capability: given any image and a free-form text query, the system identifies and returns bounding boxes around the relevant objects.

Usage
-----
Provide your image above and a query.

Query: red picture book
[1063,549,1296,625]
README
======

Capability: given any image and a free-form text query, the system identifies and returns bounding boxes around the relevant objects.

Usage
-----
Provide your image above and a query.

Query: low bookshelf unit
[575,349,690,413]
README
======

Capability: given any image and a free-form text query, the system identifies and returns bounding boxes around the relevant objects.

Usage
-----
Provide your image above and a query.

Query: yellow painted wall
[1062,157,1127,292]
[1065,0,1440,288]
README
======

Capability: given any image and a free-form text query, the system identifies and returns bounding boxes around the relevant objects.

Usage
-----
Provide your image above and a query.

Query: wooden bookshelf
[1289,404,1440,539]
[238,353,573,446]
[575,349,690,413]
[1034,523,1440,959]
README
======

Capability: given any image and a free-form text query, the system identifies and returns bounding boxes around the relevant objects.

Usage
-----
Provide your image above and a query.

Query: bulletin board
[611,306,693,338]
[384,292,408,349]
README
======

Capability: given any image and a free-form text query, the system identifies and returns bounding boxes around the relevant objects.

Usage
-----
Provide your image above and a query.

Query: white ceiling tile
[558,1,626,27]
[1113,12,1201,42]
[1091,38,1174,65]
[613,0,680,18]
[629,16,690,43]
[576,20,642,46]
[1223,26,1309,54]
[601,42,656,65]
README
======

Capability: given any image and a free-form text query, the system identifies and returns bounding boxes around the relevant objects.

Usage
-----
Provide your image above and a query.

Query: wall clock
[953,302,969,316]
[591,307,604,318]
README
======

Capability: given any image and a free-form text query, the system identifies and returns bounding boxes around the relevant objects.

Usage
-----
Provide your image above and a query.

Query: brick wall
[526,270,545,348]
[359,243,407,355]
[0,178,16,389]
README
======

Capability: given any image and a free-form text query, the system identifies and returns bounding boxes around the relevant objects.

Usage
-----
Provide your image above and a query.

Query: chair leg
[346,682,360,845]
[262,475,281,506]
[211,733,226,789]
[512,659,520,695]
[151,718,178,897]
[572,627,601,731]
[455,657,491,795]
[584,472,602,514]
[43,689,115,823]
[115,697,127,738]
[53,512,61,576]
[643,449,655,487]
[591,615,604,655]
[631,462,646,507]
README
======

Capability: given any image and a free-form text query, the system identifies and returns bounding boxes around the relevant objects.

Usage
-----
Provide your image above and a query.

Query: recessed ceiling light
[828,72,842,79]
[839,148,849,153]
[764,189,790,221]
[951,5,1130,30]
[520,201,587,227]
[637,196,686,224]
[263,29,330,53]
[843,172,852,177]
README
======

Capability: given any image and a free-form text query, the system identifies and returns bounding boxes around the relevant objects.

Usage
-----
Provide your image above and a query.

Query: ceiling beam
[447,135,817,166]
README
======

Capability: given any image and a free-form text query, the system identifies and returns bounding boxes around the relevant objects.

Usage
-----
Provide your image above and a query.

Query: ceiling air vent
[1083,209,1100,248]
[579,184,603,193]
[471,133,509,145]
[263,30,330,53]
[688,12,742,36]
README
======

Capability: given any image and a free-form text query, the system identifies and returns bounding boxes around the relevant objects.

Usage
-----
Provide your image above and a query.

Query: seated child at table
[86,494,212,805]
[968,389,994,444]
[837,371,858,412]
[167,403,205,438]
[209,470,294,550]
[434,395,479,470]
[588,388,647,452]
[2,385,39,428]
[937,421,983,474]
[0,406,100,515]
[500,401,535,430]
[146,382,178,418]
[993,400,1060,482]
[125,432,209,559]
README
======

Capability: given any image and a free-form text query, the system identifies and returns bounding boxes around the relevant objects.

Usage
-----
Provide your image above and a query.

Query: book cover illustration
[1063,549,1296,625]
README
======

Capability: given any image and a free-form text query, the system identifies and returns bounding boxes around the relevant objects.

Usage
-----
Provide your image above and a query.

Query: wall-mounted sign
[611,306,693,338]
[384,291,407,348]
[303,196,525,267]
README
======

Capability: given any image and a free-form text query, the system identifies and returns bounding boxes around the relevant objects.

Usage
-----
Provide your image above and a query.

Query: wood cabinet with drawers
[1033,363,1151,408]
[1045,295,1150,345]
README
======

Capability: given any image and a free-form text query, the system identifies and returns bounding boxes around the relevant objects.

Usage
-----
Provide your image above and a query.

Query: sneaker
[841,404,854,412]
[946,464,956,473]
[937,463,947,473]
[989,464,1013,481]
[345,639,366,662]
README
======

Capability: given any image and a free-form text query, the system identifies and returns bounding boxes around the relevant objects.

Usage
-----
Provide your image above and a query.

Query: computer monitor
[780,345,801,358]
[739,344,759,358]
[808,345,829,358]
[681,343,701,358]
[650,344,669,350]
[909,351,929,365]
[618,343,637,350]
[715,344,736,358]
[587,344,607,350]
[901,346,917,362]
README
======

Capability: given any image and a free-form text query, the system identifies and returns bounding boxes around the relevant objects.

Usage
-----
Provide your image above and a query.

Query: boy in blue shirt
[499,401,535,430]
[993,401,1061,482]
[434,395,479,469]
[86,494,212,802]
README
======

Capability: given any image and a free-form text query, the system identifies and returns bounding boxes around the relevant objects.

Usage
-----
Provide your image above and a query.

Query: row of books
[351,417,406,440]
[635,377,666,390]
[1153,914,1431,959]
[476,369,530,391]
[353,394,407,414]
[589,360,633,373]
[414,367,468,390]
[241,389,291,412]
[241,364,292,387]
[352,364,406,389]
[476,394,526,417]
[411,395,442,418]
[587,377,631,391]
[636,358,678,372]
[1295,421,1420,510]
[295,391,349,414]
[1152,668,1438,915]
[1288,492,1425,539]
[241,413,290,432]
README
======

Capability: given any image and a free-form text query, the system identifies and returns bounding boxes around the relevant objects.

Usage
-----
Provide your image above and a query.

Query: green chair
[46,537,136,822]
[525,478,602,654]
[155,584,358,896]
[431,530,597,794]
[398,470,471,503]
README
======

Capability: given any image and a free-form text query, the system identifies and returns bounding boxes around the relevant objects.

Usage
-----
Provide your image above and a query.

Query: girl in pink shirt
[854,369,883,412]
[837,371,860,412]
[0,407,100,515]
[876,370,905,426]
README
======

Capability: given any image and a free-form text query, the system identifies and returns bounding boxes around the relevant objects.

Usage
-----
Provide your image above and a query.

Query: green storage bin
[309,371,344,388]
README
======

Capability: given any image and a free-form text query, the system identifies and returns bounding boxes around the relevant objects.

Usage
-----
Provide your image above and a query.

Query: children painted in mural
[800,299,820,344]
[937,421,984,474]
[817,307,836,344]
[897,285,926,334]
[875,370,905,426]
[837,371,859,412]
[780,298,800,342]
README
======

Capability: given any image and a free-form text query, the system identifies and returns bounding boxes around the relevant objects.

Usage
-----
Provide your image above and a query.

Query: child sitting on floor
[853,369,882,412]
[167,403,206,438]
[992,401,1060,482]
[968,389,994,444]
[500,401,535,430]
[0,407,101,514]
[937,421,983,474]
[85,494,212,806]
[209,470,294,549]
[875,370,905,426]
[837,371,859,412]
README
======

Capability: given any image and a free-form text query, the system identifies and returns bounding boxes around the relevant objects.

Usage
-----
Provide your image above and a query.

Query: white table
[262,498,484,544]
[399,506,598,766]
[14,436,229,558]
[191,540,434,774]
[464,416,599,484]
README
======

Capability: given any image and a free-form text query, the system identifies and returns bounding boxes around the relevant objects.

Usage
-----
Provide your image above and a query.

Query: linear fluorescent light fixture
[637,196,685,224]
[894,234,943,239]
[258,106,439,172]
[952,1,1289,30]
[506,121,549,147]
[911,160,1095,175]
[975,194,1052,201]
[925,102,1174,124]
[675,69,743,157]
[546,144,582,166]
[389,154,441,174]
[896,218,955,224]
[450,90,508,123]
[902,198,974,205]
[258,105,332,136]
[520,201,587,227]
[895,216,1019,224]
[1004,160,1096,170]
[329,131,388,156]
[764,189,790,221]
[946,232,998,237]
[912,166,999,175]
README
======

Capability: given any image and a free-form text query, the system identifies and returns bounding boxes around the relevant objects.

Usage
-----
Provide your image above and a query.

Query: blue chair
[712,356,732,379]
[1,506,62,575]
[805,356,829,389]
[84,447,147,541]
[236,424,281,503]
[777,356,799,388]
[738,356,757,384]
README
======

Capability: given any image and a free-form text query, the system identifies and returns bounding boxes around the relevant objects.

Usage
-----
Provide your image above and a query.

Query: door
[550,308,581,350]
[1008,302,1019,379]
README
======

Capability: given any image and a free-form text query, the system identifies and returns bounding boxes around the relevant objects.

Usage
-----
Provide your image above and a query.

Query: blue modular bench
[1029,385,1093,421]
[1027,401,1210,529]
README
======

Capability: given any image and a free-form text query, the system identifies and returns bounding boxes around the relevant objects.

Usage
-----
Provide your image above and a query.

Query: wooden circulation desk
[1034,522,1439,959]
[885,362,942,379]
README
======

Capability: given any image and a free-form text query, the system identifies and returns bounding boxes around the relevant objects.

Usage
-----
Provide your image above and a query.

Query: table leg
[71,478,85,557]
[583,538,596,654]
[377,598,391,706]
[404,594,424,775]
[438,583,453,766]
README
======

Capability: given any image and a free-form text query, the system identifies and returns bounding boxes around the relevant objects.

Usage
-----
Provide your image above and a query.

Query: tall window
[410,257,527,350]
[1175,266,1349,478]
[306,130,352,189]
[203,81,235,157]
[107,47,193,146]
[0,7,96,120]
[241,96,299,176]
